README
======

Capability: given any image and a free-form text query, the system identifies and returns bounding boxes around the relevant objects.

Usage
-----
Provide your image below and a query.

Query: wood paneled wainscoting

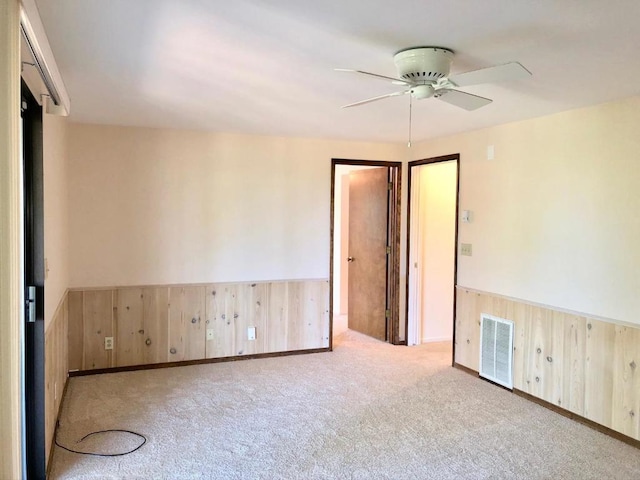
[45,294,69,468]
[67,280,330,373]
[455,287,640,443]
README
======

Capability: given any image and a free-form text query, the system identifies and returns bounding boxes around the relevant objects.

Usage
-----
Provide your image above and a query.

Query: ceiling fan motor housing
[394,47,454,83]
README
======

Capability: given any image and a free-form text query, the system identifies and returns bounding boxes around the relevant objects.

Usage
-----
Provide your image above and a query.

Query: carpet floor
[49,325,640,479]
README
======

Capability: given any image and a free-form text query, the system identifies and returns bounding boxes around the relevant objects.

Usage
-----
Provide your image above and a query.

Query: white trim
[0,1,24,477]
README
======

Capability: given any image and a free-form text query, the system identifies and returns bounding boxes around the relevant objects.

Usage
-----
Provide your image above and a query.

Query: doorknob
[347,257,355,262]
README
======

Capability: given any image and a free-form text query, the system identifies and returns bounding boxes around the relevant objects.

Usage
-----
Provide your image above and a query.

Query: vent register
[479,314,514,389]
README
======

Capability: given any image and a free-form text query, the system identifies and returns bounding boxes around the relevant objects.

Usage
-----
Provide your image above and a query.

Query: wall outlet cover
[461,243,473,256]
[105,336,114,350]
[247,326,256,341]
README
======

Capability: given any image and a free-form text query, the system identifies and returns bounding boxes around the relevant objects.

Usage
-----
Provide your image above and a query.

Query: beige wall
[68,124,403,288]
[65,95,640,335]
[42,113,71,465]
[410,97,640,325]
[44,113,69,330]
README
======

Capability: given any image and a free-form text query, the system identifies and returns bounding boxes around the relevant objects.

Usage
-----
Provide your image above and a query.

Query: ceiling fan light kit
[409,84,435,100]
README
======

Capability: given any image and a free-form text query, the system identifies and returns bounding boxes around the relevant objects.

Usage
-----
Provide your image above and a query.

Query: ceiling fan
[337,46,531,111]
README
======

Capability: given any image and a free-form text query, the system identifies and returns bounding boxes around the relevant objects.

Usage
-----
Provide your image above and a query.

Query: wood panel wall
[45,294,69,467]
[68,280,330,372]
[455,287,640,441]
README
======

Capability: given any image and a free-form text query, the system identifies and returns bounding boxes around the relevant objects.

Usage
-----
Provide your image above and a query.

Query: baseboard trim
[46,376,70,476]
[513,389,640,450]
[69,347,330,377]
[452,362,640,450]
[452,362,478,377]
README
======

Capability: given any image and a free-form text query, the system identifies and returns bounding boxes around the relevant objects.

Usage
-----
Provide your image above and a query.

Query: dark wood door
[22,80,46,479]
[347,168,388,341]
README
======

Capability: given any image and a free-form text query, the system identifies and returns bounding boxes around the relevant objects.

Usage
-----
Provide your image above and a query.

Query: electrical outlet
[461,243,472,256]
[105,336,114,350]
[247,326,256,341]
[206,328,214,341]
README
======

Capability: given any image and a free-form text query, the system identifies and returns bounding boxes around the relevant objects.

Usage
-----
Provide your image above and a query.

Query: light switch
[487,145,495,160]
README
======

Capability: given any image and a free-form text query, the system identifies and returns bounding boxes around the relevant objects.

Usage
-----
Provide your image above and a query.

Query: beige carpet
[50,325,640,479]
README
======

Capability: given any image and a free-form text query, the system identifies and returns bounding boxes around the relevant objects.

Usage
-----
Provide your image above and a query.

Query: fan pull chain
[407,93,413,148]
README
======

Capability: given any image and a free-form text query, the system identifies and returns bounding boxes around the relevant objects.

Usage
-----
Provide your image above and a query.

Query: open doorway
[406,155,459,361]
[330,159,401,347]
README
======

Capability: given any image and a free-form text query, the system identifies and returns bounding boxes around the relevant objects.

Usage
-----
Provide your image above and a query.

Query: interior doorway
[406,155,459,359]
[330,159,402,347]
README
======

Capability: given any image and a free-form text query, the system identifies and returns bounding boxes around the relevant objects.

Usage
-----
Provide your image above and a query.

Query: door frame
[21,79,46,478]
[329,159,402,349]
[405,154,460,365]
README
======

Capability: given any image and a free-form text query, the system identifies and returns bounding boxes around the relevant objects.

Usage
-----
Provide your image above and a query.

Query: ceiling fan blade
[449,62,531,87]
[341,90,409,108]
[436,89,493,111]
[335,68,409,85]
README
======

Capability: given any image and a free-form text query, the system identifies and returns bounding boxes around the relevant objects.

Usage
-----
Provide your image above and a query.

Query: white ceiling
[34,0,640,143]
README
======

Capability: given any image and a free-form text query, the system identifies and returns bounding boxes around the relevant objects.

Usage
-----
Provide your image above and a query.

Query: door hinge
[386,246,391,255]
[388,182,393,191]
[26,286,36,323]
[385,309,391,319]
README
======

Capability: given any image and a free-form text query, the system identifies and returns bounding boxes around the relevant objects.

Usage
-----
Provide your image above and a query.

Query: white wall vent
[479,314,514,389]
